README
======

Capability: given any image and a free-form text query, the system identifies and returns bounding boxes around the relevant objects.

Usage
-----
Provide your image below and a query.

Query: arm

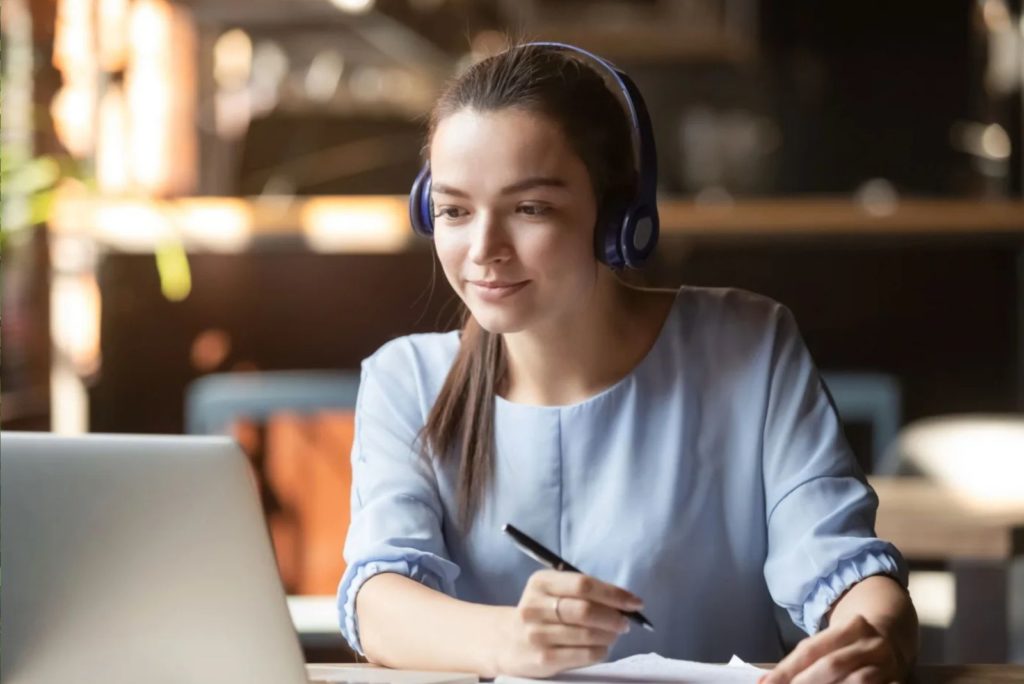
[340,341,636,677]
[763,576,918,683]
[828,575,918,672]
[357,569,639,678]
[356,573,510,676]
[758,304,917,682]
[337,343,463,659]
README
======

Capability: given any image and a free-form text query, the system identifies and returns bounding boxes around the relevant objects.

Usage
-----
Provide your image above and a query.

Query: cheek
[522,223,593,274]
[513,233,556,267]
[433,234,464,281]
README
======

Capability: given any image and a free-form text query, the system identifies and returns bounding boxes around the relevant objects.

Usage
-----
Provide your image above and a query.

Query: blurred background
[2,0,1023,667]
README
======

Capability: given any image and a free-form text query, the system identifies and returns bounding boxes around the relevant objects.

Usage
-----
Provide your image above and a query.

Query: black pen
[502,523,655,632]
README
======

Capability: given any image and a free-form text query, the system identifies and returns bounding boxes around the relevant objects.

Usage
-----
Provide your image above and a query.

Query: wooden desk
[306,663,1024,683]
[871,477,1024,663]
[911,664,1024,683]
[756,664,1024,683]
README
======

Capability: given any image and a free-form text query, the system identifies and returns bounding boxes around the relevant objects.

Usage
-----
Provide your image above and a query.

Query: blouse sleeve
[761,305,908,635]
[336,340,460,655]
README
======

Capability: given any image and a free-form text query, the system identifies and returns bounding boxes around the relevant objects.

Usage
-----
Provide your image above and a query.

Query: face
[429,107,600,335]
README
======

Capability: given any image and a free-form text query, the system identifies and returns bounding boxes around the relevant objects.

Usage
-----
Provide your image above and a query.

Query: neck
[499,276,653,406]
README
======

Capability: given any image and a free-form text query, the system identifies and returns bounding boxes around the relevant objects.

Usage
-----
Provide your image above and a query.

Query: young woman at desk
[338,42,918,683]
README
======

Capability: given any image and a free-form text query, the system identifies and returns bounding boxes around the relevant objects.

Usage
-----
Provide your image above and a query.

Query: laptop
[0,432,477,684]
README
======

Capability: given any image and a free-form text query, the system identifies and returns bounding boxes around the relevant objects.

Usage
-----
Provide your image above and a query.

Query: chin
[465,304,531,335]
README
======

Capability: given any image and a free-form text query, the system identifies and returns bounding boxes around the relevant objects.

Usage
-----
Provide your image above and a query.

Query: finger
[553,597,631,633]
[534,646,609,674]
[515,593,628,633]
[842,665,885,684]
[763,618,876,684]
[537,571,643,612]
[524,623,621,649]
[790,638,890,684]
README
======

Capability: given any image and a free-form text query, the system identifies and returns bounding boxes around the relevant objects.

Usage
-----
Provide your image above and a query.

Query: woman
[337,42,918,683]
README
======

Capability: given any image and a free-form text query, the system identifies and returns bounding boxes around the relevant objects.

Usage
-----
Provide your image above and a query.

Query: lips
[469,280,528,288]
[467,279,530,301]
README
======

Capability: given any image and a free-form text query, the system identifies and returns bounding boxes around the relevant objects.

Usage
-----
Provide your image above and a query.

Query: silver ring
[553,596,564,623]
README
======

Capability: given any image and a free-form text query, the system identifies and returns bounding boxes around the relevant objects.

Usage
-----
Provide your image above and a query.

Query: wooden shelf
[658,198,1024,237]
[47,194,1024,254]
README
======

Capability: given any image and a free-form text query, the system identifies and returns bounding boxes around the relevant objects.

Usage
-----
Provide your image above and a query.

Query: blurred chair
[821,371,903,472]
[185,370,359,435]
[185,370,360,662]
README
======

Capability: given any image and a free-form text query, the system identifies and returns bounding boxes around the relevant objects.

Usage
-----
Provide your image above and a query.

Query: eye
[516,203,551,217]
[434,206,468,220]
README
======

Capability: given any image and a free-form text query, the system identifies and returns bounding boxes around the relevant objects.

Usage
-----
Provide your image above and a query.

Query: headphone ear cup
[595,198,627,269]
[619,206,659,268]
[409,165,434,237]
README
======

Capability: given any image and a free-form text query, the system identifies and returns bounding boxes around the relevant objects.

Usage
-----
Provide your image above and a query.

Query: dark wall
[90,248,460,434]
[761,1,975,194]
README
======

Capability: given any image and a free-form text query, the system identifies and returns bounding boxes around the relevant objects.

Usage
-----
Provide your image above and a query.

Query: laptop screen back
[0,432,309,684]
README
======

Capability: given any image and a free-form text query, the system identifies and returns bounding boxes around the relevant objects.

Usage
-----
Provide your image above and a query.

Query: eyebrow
[431,177,568,198]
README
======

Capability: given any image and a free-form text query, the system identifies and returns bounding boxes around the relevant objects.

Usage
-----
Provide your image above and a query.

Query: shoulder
[641,288,809,413]
[364,331,461,374]
[674,286,795,341]
[360,331,461,412]
[663,286,804,385]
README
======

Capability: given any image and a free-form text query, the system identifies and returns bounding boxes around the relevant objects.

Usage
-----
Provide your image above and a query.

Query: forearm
[826,575,918,670]
[355,572,510,677]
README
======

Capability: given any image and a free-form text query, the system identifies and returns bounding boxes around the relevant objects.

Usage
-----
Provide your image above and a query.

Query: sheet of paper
[494,652,769,684]
[306,663,478,683]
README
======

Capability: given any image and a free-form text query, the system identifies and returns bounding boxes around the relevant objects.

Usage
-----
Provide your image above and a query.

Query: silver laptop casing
[1,432,310,684]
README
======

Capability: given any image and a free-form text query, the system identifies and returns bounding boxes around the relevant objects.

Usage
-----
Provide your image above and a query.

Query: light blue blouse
[336,286,907,662]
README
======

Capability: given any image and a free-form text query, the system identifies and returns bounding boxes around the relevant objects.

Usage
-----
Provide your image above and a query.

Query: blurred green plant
[0,145,62,249]
[155,238,193,302]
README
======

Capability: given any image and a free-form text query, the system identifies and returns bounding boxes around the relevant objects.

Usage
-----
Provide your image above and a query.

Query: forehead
[429,108,585,188]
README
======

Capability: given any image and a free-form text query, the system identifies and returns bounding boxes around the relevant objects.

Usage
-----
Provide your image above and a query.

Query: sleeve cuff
[337,552,460,655]
[796,545,908,635]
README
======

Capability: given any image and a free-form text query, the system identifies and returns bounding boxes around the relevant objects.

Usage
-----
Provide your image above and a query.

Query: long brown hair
[420,42,636,531]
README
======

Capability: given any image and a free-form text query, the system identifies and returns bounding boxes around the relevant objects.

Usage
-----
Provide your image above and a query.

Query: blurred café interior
[2,0,1024,668]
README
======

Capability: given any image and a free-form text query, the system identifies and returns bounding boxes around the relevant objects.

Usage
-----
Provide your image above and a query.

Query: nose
[468,211,512,265]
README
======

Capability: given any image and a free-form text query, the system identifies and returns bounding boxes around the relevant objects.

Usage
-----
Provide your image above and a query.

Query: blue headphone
[409,41,659,270]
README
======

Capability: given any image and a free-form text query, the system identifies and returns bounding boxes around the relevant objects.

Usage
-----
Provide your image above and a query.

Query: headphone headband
[409,42,659,269]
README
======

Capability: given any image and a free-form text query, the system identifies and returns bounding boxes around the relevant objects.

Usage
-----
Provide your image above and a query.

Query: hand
[761,615,908,684]
[492,569,642,678]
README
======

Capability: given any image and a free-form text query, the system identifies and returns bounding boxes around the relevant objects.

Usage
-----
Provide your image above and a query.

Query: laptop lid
[1,432,309,684]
